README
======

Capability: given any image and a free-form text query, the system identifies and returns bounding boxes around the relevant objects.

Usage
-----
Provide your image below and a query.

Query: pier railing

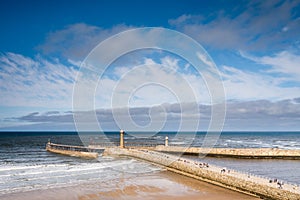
[47,142,100,152]
[90,141,164,147]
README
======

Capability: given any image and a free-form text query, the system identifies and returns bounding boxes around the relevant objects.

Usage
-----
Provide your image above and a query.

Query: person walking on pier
[221,167,226,173]
[278,181,283,189]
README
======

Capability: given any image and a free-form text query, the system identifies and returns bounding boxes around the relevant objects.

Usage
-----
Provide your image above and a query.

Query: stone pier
[104,147,300,200]
[154,145,300,159]
[46,142,99,159]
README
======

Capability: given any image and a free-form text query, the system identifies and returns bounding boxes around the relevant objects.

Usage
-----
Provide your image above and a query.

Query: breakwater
[46,142,99,159]
[104,147,300,200]
[154,146,300,159]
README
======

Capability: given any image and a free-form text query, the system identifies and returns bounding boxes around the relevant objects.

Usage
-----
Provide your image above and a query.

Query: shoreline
[0,170,259,200]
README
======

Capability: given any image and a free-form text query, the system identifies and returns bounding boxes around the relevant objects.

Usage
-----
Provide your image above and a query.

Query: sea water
[0,131,299,195]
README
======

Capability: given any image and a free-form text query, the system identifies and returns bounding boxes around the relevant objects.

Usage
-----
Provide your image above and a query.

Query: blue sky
[0,0,300,131]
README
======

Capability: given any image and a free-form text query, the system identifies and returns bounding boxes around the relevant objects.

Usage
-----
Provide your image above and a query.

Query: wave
[0,157,162,195]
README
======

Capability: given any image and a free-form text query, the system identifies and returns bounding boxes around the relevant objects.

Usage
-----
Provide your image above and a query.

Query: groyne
[154,146,300,159]
[46,142,99,159]
[104,147,300,200]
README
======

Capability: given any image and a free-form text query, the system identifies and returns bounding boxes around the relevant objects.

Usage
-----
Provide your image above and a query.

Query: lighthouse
[120,129,125,148]
[165,136,169,146]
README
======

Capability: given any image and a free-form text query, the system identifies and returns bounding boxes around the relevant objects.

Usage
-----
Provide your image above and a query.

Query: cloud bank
[2,97,299,131]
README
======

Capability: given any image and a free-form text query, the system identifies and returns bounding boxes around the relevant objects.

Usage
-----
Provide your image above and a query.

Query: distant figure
[278,182,283,189]
[221,168,226,173]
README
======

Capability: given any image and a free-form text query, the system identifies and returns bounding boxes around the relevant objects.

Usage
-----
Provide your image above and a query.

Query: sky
[0,0,300,131]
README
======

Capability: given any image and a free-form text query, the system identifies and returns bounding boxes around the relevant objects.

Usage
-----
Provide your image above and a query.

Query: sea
[0,131,300,196]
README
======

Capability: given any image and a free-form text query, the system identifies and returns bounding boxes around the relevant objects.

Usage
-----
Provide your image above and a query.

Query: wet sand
[0,170,259,200]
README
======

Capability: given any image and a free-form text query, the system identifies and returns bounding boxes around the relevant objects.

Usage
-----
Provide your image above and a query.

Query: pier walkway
[154,145,300,159]
[104,147,300,200]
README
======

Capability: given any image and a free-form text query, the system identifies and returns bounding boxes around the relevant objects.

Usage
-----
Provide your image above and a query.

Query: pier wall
[46,144,98,159]
[154,146,300,159]
[104,147,300,200]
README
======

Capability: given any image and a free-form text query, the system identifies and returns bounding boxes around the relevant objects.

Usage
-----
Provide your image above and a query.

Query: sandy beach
[0,170,259,200]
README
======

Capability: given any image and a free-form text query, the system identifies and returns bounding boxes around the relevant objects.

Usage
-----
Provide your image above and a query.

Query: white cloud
[240,51,300,80]
[221,65,300,101]
[196,51,214,68]
[1,50,299,112]
[81,51,300,110]
[169,1,300,51]
[67,59,82,67]
[0,53,77,108]
[37,23,134,60]
[1,52,300,131]
[0,52,214,117]
[282,26,289,32]
[168,14,193,26]
[160,56,179,72]
[94,58,207,108]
